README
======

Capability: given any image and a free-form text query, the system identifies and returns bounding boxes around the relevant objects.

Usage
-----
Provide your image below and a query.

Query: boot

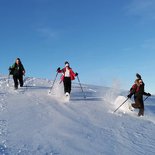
[138,109,144,117]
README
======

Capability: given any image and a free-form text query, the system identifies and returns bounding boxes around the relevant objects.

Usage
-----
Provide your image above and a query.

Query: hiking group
[9,59,78,97]
[8,58,151,116]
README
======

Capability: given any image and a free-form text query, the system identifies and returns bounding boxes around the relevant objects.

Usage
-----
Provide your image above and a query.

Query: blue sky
[0,0,155,93]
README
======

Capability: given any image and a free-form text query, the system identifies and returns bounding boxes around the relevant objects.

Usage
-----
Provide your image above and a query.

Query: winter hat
[65,61,69,64]
[65,61,69,66]
[16,58,21,61]
[136,73,141,80]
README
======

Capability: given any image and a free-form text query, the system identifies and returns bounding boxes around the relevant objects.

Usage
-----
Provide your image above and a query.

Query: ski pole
[77,75,86,99]
[7,74,10,87]
[7,67,12,87]
[113,98,129,113]
[144,96,149,101]
[23,76,28,91]
[49,72,58,93]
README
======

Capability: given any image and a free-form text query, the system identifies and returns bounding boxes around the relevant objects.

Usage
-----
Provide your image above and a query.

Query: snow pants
[132,97,144,116]
[13,74,24,89]
[63,77,71,94]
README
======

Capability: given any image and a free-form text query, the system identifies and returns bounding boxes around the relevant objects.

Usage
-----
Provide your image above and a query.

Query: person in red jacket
[127,76,151,116]
[57,61,78,96]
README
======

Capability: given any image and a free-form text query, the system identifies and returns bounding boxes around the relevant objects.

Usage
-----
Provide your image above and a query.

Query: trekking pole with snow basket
[113,98,129,113]
[49,72,58,94]
[77,75,86,99]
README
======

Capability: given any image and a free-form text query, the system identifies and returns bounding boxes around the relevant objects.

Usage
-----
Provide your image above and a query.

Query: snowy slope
[0,75,155,155]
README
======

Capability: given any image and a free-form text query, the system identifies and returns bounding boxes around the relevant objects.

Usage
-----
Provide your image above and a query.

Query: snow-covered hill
[0,75,155,155]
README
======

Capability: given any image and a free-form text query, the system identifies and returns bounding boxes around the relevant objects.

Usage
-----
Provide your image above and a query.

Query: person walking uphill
[57,61,78,96]
[9,58,25,89]
[127,76,151,116]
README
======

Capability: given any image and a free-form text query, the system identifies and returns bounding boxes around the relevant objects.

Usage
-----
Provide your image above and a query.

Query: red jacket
[58,67,76,82]
[130,84,140,93]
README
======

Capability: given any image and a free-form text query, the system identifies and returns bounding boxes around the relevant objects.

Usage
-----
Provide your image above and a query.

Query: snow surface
[0,75,155,155]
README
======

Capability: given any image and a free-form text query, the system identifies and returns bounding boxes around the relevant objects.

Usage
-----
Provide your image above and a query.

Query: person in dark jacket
[57,61,78,96]
[9,58,25,89]
[127,78,151,116]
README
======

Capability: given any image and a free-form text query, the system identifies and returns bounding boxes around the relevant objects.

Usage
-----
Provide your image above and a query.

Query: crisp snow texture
[0,75,155,155]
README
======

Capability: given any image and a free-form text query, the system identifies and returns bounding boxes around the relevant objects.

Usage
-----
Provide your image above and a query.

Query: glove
[57,67,60,72]
[147,93,151,96]
[127,94,132,98]
[23,71,25,76]
[75,72,78,76]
